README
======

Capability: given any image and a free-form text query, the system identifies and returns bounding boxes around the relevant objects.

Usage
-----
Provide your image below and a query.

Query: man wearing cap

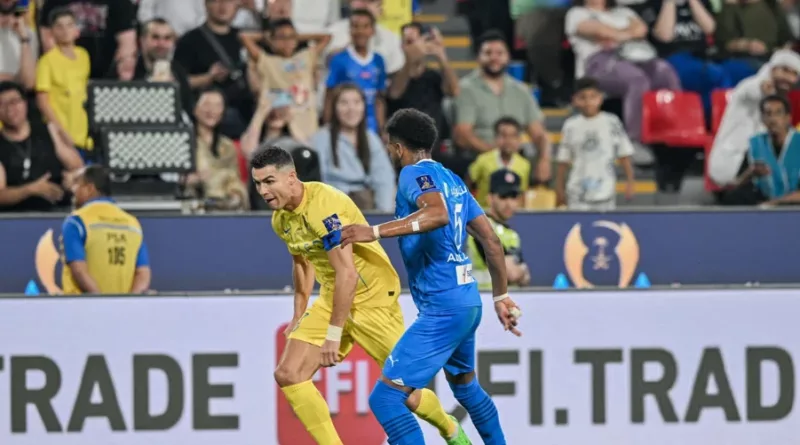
[467,169,530,290]
[709,49,800,186]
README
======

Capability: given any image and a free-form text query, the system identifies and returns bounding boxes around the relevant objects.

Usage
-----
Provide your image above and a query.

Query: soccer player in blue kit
[340,109,522,445]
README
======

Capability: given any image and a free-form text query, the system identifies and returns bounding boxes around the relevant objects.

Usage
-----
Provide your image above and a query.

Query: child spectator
[240,18,331,144]
[556,78,635,210]
[467,117,532,208]
[35,8,90,156]
[325,9,387,134]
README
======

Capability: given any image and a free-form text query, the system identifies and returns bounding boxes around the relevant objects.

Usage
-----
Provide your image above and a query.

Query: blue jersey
[326,48,387,133]
[395,160,484,312]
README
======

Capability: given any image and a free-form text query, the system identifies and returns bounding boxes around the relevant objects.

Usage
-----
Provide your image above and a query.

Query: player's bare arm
[340,192,449,245]
[285,254,315,336]
[467,215,522,337]
[321,243,359,367]
[130,266,151,294]
[67,261,102,294]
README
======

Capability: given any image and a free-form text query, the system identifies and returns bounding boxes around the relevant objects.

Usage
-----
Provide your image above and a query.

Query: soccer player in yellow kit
[251,146,470,445]
[60,165,151,294]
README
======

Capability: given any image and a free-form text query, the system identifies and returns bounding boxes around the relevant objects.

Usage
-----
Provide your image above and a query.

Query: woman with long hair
[187,89,248,210]
[310,83,395,212]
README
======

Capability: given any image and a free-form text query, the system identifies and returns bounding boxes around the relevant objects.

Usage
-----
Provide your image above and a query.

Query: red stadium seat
[641,90,710,148]
[788,90,800,126]
[710,89,732,136]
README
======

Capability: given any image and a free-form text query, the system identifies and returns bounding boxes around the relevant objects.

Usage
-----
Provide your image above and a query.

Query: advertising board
[0,289,797,444]
[0,210,795,294]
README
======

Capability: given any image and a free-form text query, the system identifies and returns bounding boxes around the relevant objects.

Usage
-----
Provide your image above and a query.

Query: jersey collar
[84,196,115,206]
[346,46,375,66]
[291,183,311,214]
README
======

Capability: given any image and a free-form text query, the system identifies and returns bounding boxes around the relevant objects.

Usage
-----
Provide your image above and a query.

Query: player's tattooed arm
[467,215,509,298]
[291,255,315,319]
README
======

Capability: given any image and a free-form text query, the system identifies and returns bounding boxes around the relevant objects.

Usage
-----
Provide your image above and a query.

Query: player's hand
[209,62,230,82]
[320,340,341,367]
[494,298,522,337]
[340,224,376,247]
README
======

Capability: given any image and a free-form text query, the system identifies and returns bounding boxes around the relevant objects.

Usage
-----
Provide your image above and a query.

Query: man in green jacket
[468,169,531,290]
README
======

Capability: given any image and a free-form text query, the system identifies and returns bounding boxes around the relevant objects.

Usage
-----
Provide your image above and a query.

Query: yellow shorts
[288,299,405,364]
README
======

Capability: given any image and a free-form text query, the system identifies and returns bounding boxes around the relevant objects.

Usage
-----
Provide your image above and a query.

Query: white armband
[493,293,509,303]
[326,325,343,342]
[373,225,381,240]
[411,221,420,232]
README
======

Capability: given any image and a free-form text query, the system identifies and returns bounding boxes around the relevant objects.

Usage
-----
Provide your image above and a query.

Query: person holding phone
[726,95,800,206]
[0,0,36,91]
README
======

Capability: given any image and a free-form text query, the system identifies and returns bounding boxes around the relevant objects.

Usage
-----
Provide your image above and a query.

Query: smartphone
[268,89,293,109]
[152,60,171,80]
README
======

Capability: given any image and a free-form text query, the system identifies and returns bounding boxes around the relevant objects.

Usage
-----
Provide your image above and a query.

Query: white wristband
[493,293,509,303]
[326,325,343,342]
[372,225,381,240]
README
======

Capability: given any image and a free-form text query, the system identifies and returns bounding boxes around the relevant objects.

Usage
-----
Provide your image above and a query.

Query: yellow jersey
[36,46,91,149]
[272,182,400,309]
[468,150,531,207]
[60,198,147,294]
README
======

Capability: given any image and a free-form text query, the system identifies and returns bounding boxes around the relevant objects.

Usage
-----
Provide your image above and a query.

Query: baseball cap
[489,169,521,198]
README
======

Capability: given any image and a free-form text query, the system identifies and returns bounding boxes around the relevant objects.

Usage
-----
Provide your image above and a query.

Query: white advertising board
[0,289,798,445]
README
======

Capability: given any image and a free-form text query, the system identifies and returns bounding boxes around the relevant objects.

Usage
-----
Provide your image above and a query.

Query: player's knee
[369,378,409,414]
[273,363,305,387]
[445,370,476,386]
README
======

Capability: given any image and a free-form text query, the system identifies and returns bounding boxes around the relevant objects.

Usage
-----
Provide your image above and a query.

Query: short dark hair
[385,109,439,152]
[268,18,295,34]
[494,116,521,134]
[350,8,376,25]
[48,7,75,26]
[250,145,295,170]
[401,22,425,35]
[574,77,601,94]
[478,30,507,51]
[760,94,791,114]
[82,165,112,196]
[0,80,25,98]
[140,17,172,36]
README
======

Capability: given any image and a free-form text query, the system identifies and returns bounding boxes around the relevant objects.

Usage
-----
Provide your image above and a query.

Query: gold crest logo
[563,221,640,288]
[34,229,62,294]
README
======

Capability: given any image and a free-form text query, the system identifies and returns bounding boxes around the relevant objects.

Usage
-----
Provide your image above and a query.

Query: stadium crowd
[1,0,800,214]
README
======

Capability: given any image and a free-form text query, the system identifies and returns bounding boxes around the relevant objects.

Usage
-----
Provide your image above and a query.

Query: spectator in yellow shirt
[467,116,532,207]
[35,8,90,155]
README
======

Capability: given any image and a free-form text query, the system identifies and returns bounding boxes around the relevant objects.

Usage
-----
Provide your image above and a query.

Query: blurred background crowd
[3,0,800,216]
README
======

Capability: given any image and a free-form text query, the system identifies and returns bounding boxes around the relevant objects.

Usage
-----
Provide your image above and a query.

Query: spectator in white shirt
[0,0,36,90]
[325,0,404,74]
[709,50,800,185]
[293,0,341,33]
[137,0,206,37]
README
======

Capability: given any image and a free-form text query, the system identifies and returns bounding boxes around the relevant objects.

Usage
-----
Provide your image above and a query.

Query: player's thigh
[382,308,478,389]
[444,306,483,378]
[279,304,355,382]
[348,301,405,365]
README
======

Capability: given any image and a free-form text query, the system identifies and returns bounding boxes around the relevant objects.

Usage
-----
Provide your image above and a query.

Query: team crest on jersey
[416,175,435,191]
[323,214,342,232]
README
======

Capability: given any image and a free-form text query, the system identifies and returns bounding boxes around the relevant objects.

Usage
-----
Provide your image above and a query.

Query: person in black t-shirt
[175,0,255,139]
[39,0,137,79]
[0,81,83,212]
[387,23,459,143]
[624,0,753,116]
[132,19,194,116]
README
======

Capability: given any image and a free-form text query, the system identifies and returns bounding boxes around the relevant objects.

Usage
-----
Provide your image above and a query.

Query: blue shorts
[382,306,482,389]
